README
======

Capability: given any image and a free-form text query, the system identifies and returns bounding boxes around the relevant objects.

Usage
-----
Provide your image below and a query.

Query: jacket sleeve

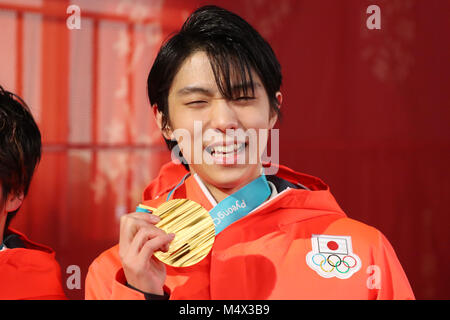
[85,257,145,300]
[371,231,415,300]
[84,259,110,300]
[85,257,171,300]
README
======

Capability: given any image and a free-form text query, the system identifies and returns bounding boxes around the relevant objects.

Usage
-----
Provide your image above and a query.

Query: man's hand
[119,212,175,295]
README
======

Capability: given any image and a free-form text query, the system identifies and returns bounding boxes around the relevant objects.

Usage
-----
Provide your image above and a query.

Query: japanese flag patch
[306,234,361,279]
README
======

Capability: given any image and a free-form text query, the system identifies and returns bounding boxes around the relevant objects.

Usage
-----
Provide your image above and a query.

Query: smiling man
[160,49,279,202]
[85,5,414,300]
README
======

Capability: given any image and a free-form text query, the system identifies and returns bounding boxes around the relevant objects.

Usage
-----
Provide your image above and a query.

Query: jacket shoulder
[0,248,66,299]
[329,217,381,239]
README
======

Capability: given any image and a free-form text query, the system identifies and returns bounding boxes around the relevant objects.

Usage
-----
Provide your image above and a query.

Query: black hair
[0,86,41,231]
[147,5,282,168]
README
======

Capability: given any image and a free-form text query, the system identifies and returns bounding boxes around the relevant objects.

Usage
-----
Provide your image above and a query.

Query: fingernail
[150,215,160,222]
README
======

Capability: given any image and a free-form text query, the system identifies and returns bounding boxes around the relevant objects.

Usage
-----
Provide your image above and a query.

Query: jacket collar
[142,162,346,223]
[3,228,54,253]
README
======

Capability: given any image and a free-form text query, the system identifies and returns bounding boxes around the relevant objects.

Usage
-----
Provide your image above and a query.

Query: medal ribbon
[208,174,271,235]
[137,174,271,235]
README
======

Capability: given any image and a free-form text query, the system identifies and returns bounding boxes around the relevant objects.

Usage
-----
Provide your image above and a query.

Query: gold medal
[138,199,215,267]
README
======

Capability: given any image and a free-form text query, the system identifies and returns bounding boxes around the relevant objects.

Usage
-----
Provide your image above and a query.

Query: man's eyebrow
[176,86,215,96]
[176,82,262,97]
[230,81,262,92]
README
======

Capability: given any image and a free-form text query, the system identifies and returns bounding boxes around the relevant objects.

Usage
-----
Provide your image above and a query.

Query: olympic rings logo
[306,235,362,279]
[311,253,358,274]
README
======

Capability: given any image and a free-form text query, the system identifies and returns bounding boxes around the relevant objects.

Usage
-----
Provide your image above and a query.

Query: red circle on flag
[327,241,338,250]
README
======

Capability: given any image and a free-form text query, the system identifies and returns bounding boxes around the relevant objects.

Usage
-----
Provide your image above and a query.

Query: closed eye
[232,96,256,105]
[186,100,207,106]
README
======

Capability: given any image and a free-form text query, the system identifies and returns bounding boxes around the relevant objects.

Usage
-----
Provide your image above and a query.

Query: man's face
[160,51,278,191]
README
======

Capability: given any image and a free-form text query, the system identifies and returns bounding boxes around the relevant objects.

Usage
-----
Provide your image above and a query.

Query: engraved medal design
[138,199,215,267]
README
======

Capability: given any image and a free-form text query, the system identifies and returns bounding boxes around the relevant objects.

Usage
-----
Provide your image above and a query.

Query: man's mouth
[205,142,247,157]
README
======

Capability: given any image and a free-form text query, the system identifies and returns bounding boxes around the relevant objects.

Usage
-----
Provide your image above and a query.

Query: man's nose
[208,99,239,132]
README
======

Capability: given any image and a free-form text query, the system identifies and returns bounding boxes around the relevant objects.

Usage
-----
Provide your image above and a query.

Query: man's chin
[192,163,260,190]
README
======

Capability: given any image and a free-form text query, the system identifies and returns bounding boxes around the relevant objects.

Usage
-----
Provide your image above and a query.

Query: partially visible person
[0,86,66,300]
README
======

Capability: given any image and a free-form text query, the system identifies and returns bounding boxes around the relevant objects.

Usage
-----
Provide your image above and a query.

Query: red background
[0,0,448,300]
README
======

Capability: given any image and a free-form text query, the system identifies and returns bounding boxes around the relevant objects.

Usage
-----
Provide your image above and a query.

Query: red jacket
[85,162,414,300]
[0,228,66,300]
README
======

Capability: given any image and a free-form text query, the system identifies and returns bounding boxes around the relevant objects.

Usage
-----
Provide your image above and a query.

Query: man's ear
[152,104,174,140]
[269,92,282,129]
[5,192,24,213]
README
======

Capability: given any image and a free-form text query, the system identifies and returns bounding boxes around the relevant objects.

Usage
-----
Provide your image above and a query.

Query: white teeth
[209,143,245,155]
[215,144,234,153]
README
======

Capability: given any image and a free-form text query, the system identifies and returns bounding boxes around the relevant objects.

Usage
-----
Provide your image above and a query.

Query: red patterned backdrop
[0,0,448,300]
